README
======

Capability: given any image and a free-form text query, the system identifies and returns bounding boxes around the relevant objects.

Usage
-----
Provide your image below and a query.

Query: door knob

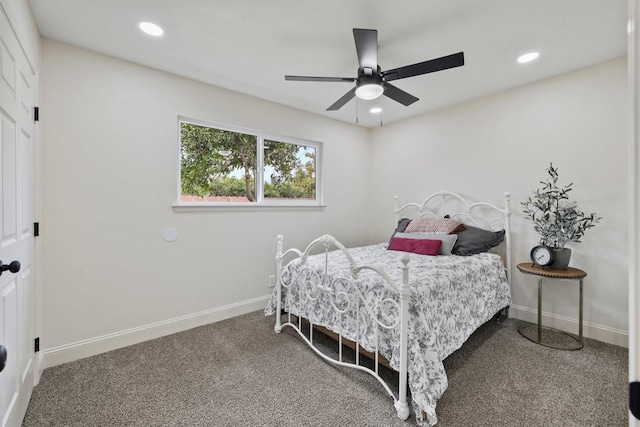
[0,260,20,276]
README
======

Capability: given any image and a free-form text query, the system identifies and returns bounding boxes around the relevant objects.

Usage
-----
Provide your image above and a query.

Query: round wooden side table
[516,263,587,350]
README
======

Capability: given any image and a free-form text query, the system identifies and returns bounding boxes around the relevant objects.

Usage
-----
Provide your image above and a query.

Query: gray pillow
[451,225,505,256]
[388,218,412,245]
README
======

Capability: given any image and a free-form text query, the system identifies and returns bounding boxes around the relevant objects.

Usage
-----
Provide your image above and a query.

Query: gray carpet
[22,310,628,427]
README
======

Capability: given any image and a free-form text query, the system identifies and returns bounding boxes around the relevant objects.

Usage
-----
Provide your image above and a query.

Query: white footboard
[274,234,411,420]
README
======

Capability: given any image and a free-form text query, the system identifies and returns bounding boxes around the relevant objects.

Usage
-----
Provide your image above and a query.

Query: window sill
[172,203,326,213]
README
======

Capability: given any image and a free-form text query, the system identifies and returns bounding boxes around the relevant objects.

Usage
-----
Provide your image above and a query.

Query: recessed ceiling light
[138,21,164,37]
[370,107,382,114]
[517,51,540,64]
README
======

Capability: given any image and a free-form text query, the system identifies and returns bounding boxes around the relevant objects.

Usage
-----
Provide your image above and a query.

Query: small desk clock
[530,245,554,267]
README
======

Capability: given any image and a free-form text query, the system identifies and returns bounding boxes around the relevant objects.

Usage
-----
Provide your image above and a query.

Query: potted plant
[522,163,601,269]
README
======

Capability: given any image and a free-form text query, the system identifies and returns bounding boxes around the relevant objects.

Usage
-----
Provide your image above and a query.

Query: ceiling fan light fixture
[355,83,384,100]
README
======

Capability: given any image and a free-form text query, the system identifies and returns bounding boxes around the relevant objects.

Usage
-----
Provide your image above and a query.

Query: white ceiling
[29,0,628,128]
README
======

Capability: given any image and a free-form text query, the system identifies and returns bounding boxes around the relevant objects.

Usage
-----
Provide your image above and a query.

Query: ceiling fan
[285,28,465,111]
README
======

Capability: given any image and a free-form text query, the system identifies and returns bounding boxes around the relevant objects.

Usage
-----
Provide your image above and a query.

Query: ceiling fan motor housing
[358,66,382,81]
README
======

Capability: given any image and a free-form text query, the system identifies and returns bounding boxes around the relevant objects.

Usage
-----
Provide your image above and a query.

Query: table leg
[579,278,583,346]
[538,277,542,343]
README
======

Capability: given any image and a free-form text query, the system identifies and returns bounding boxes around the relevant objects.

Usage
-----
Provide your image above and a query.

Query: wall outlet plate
[268,275,276,288]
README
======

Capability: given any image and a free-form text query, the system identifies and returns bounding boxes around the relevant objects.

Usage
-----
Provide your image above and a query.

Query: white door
[0,3,37,426]
[631,2,640,425]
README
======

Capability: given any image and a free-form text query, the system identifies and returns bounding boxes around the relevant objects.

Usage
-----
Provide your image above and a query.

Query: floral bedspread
[264,243,511,426]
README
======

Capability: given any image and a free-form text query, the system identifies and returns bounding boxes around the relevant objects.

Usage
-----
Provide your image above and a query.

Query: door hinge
[34,337,40,353]
[34,106,39,122]
[34,222,39,237]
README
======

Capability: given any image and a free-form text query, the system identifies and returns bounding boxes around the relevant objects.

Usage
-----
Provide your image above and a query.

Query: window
[179,119,322,206]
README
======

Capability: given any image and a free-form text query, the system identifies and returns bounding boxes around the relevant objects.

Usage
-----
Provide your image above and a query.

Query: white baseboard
[40,299,627,372]
[509,304,628,348]
[40,296,271,370]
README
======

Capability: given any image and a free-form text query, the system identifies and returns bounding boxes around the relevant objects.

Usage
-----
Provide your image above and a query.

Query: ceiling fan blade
[327,87,356,111]
[285,75,356,83]
[382,52,464,82]
[353,28,378,70]
[383,82,419,106]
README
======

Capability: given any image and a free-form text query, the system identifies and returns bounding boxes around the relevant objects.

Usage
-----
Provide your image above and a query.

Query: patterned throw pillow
[404,218,465,234]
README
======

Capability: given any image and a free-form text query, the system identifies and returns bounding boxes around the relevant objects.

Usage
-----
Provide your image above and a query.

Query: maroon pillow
[387,237,441,256]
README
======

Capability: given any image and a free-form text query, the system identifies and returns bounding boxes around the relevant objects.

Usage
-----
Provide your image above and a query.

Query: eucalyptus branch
[521,163,601,249]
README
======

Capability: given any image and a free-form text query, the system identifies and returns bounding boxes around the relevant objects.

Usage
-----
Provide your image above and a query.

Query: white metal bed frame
[273,191,512,422]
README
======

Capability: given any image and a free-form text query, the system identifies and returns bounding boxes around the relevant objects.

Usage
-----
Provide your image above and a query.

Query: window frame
[174,117,324,211]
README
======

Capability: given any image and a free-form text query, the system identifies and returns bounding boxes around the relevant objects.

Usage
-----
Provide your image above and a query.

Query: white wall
[39,36,628,368]
[39,39,372,365]
[369,57,628,346]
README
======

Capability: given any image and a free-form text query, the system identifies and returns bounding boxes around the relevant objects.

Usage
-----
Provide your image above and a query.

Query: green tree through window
[180,121,318,203]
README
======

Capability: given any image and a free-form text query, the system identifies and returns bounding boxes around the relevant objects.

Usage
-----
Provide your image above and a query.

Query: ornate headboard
[394,190,512,284]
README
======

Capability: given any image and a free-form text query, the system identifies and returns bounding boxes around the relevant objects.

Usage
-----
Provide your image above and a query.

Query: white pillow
[393,232,458,256]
